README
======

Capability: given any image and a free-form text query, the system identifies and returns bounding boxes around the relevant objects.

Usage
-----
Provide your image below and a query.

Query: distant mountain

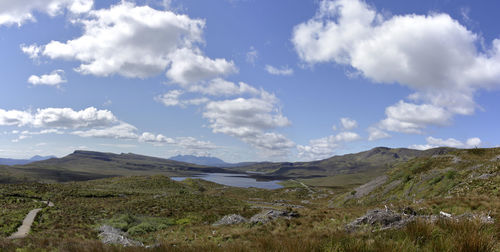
[0,155,56,166]
[169,155,229,167]
[0,147,457,184]
[0,150,235,183]
[169,155,258,168]
[233,147,456,179]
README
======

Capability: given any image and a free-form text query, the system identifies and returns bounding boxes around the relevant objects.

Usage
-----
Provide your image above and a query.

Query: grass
[0,148,499,251]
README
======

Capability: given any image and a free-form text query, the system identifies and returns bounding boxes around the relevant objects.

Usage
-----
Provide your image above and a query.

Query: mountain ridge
[0,155,56,166]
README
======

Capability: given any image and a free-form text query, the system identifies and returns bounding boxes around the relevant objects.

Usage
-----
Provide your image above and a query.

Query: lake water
[171,172,283,189]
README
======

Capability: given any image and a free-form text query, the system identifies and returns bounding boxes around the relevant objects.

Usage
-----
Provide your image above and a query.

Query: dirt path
[291,180,315,193]
[8,201,53,239]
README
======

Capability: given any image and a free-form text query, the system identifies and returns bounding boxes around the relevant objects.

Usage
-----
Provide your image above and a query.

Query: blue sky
[0,0,499,162]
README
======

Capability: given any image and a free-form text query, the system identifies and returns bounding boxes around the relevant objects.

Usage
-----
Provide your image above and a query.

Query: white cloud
[0,107,117,129]
[0,109,33,127]
[20,44,42,59]
[155,90,210,108]
[166,48,237,85]
[139,132,216,153]
[409,136,482,150]
[28,70,67,87]
[297,131,361,161]
[26,1,235,82]
[265,65,294,76]
[139,132,175,144]
[0,0,93,26]
[367,127,390,141]
[32,107,117,128]
[188,78,259,96]
[466,137,481,147]
[378,101,452,134]
[293,0,500,132]
[340,117,358,130]
[202,91,294,155]
[72,122,138,139]
[175,136,217,150]
[155,90,184,107]
[246,46,258,65]
[203,92,290,137]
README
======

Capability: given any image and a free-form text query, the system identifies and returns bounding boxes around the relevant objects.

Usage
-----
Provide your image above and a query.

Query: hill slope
[0,150,235,183]
[169,155,230,167]
[0,155,55,166]
[238,147,455,180]
[333,147,500,206]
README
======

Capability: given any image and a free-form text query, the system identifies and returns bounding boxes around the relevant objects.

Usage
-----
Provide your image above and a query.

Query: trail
[8,201,53,239]
[291,180,314,194]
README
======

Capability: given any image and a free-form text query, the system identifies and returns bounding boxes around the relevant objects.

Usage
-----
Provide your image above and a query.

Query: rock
[345,208,416,232]
[402,207,417,216]
[249,210,298,224]
[439,211,452,218]
[352,176,388,199]
[476,173,495,180]
[98,225,143,247]
[212,214,248,226]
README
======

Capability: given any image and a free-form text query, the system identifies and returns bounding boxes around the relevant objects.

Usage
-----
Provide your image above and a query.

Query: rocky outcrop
[212,210,299,226]
[346,207,495,232]
[98,225,143,247]
[345,208,412,232]
[249,210,299,224]
[212,214,248,226]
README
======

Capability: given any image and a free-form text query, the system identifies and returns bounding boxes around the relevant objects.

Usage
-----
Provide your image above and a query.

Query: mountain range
[0,147,455,184]
[0,155,55,166]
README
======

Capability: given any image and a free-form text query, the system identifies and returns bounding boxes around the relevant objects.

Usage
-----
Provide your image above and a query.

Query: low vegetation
[0,148,498,251]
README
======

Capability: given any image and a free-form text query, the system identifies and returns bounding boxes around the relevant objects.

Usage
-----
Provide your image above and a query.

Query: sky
[0,0,499,162]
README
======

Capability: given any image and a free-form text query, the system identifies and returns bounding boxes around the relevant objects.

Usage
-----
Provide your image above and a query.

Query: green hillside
[0,150,235,183]
[0,148,499,251]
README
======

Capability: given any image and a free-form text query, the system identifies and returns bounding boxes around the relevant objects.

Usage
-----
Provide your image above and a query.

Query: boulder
[98,225,143,247]
[249,210,298,224]
[212,214,248,226]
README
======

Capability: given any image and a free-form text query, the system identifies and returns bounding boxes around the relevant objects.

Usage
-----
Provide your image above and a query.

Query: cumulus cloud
[367,127,390,141]
[0,107,117,128]
[155,90,210,108]
[265,65,294,76]
[139,132,175,144]
[378,101,453,134]
[202,91,294,155]
[26,1,235,82]
[293,0,500,133]
[139,132,216,152]
[28,70,67,87]
[72,122,138,139]
[409,136,482,150]
[340,117,358,130]
[188,78,260,96]
[0,0,93,26]
[166,48,237,85]
[20,44,42,59]
[297,131,361,161]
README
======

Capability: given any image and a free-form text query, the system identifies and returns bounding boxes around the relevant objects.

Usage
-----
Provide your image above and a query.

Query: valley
[0,147,498,251]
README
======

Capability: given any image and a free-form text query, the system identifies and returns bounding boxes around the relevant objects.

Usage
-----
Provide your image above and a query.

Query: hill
[169,155,230,167]
[0,155,55,166]
[239,147,454,184]
[0,148,498,251]
[332,147,500,206]
[0,150,236,183]
[0,147,456,184]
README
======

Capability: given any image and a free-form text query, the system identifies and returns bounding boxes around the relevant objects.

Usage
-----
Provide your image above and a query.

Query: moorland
[0,147,499,251]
